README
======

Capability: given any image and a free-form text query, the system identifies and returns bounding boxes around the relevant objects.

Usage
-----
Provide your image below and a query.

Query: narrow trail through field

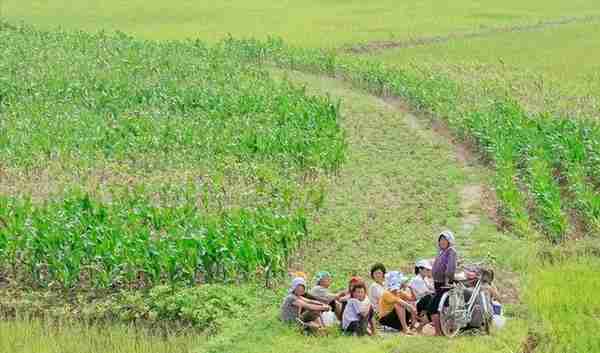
[283,71,512,275]
[209,70,528,353]
[343,15,600,54]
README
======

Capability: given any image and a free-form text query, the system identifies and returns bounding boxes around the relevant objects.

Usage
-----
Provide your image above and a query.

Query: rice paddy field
[3,0,600,46]
[1,1,599,353]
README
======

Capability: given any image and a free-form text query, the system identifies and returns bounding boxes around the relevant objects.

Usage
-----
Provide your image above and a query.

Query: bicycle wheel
[480,291,494,335]
[439,290,462,337]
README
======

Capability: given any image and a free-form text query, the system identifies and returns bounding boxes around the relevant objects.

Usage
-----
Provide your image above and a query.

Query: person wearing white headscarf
[409,259,435,333]
[280,277,331,327]
[377,271,418,334]
[429,230,459,336]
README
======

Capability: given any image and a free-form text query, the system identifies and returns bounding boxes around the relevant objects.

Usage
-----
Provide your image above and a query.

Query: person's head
[481,268,494,284]
[348,276,365,291]
[414,259,433,277]
[289,277,306,296]
[385,271,407,293]
[370,263,386,284]
[315,271,332,288]
[438,230,455,250]
[350,283,367,301]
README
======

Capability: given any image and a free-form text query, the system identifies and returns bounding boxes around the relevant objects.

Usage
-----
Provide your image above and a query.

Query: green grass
[0,320,205,353]
[0,24,349,292]
[0,191,308,288]
[3,0,600,46]
[370,21,600,81]
[224,37,600,239]
[0,28,528,352]
[246,72,530,351]
[2,3,600,351]
[526,258,600,353]
[2,69,531,353]
[0,25,345,172]
[365,21,600,118]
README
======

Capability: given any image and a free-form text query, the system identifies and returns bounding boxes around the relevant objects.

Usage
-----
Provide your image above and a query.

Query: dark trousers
[417,294,434,320]
[343,317,368,336]
[379,308,412,331]
[428,282,450,315]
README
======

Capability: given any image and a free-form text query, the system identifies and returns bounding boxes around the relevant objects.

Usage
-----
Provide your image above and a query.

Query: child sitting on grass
[338,276,368,315]
[341,282,374,336]
[281,277,331,333]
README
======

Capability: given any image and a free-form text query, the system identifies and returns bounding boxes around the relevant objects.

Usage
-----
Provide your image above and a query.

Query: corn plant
[219,37,600,241]
[0,190,309,289]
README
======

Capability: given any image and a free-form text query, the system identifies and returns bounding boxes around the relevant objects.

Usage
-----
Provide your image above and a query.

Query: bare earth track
[278,69,522,302]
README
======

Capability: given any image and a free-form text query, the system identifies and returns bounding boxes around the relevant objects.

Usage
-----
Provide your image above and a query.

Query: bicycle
[438,266,495,337]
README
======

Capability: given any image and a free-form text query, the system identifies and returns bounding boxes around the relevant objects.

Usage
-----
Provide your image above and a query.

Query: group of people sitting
[280,230,499,336]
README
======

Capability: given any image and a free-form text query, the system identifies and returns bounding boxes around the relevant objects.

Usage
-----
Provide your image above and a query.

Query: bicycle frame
[465,278,484,321]
[440,277,489,331]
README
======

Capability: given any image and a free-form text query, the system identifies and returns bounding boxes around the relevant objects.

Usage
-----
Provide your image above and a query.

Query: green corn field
[0,24,345,290]
[223,37,600,241]
[0,13,599,352]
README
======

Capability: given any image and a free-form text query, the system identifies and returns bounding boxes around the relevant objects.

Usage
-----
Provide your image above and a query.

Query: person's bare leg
[367,318,374,336]
[410,317,417,331]
[394,304,412,334]
[421,316,430,333]
[432,313,442,336]
[413,315,422,333]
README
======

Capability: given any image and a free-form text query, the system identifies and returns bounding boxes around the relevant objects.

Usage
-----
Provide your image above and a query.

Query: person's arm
[385,292,412,311]
[409,287,418,300]
[300,296,328,306]
[488,284,500,301]
[397,298,416,314]
[295,298,329,312]
[323,291,337,303]
[335,289,347,301]
[394,292,418,314]
[426,280,435,293]
[404,288,416,302]
[303,292,319,301]
[446,249,457,282]
[337,290,350,302]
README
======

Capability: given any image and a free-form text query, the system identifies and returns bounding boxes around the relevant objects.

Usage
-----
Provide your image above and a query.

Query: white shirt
[409,274,434,301]
[342,298,363,330]
[359,296,372,315]
[368,282,385,312]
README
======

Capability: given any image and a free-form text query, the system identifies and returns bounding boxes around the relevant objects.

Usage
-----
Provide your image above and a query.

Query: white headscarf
[416,259,432,270]
[438,230,455,250]
[385,271,407,291]
[289,277,306,294]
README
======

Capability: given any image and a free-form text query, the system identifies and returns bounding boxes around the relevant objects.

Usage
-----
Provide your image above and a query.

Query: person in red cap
[339,276,375,334]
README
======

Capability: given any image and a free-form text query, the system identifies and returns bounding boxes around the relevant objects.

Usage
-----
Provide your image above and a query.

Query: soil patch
[522,332,541,353]
[460,185,483,236]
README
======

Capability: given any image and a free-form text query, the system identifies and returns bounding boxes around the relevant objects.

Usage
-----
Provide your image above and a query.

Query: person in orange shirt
[378,271,418,335]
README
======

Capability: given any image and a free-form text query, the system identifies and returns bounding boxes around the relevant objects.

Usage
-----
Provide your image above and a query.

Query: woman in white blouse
[368,263,387,314]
